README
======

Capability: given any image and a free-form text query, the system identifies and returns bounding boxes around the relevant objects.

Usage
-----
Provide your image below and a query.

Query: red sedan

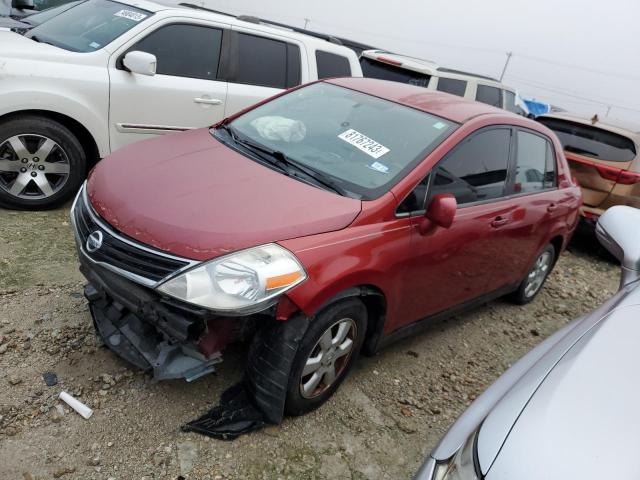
[71,77,581,418]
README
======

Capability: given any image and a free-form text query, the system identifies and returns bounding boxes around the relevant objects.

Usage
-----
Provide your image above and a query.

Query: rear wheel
[285,299,367,416]
[0,116,86,210]
[510,243,556,304]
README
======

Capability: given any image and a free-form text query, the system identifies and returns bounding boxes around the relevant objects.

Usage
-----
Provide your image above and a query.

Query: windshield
[22,1,83,26]
[25,0,151,52]
[221,83,456,199]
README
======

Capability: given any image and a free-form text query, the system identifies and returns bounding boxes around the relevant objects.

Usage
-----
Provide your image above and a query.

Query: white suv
[360,50,525,115]
[0,0,362,209]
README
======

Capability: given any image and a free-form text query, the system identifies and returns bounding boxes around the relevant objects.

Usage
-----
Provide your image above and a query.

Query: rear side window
[360,57,431,87]
[431,128,511,205]
[128,24,222,80]
[436,77,467,97]
[476,85,502,107]
[232,33,301,89]
[316,51,352,79]
[515,131,555,193]
[538,118,637,162]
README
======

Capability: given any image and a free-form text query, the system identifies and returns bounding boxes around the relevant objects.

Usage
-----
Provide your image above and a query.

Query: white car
[0,0,362,209]
[360,50,526,115]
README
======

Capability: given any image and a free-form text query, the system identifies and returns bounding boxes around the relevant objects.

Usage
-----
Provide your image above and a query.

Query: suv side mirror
[123,51,157,76]
[419,193,457,235]
[12,0,35,9]
[596,205,640,288]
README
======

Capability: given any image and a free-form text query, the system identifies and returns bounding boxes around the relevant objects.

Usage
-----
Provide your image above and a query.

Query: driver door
[108,20,230,152]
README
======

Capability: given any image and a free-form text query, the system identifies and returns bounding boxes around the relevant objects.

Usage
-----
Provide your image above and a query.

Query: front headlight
[157,244,307,314]
[431,428,481,480]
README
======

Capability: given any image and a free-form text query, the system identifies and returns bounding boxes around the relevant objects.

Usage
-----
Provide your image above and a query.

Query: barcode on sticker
[338,129,390,159]
[114,9,147,21]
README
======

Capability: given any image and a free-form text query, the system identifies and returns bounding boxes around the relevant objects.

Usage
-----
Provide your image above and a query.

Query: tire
[284,298,367,416]
[510,243,556,305]
[0,115,86,210]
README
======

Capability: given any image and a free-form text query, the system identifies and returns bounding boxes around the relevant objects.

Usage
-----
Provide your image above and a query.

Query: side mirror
[596,205,640,288]
[12,0,35,9]
[123,51,157,77]
[419,193,457,235]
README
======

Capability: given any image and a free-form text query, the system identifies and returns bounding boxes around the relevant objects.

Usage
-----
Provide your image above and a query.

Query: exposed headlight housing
[157,244,307,314]
[431,428,481,480]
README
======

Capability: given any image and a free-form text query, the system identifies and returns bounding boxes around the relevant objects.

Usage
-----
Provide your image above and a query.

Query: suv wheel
[285,298,367,416]
[510,243,556,304]
[0,116,86,210]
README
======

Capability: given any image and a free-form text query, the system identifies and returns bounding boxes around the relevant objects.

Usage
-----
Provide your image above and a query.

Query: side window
[316,51,352,79]
[431,129,511,205]
[436,77,467,97]
[128,24,222,80]
[397,174,430,214]
[545,142,557,188]
[515,131,553,193]
[233,33,300,88]
[476,85,502,107]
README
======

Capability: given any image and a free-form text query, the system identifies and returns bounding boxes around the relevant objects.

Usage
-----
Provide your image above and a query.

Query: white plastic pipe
[59,391,93,419]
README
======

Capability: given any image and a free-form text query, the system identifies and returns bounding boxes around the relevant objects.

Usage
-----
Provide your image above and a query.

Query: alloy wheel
[299,317,357,399]
[524,251,553,298]
[0,134,71,200]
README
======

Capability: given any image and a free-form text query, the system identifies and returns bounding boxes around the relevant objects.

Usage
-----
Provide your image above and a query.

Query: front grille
[72,187,192,286]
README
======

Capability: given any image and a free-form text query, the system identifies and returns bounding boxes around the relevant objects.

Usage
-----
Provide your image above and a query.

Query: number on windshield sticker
[114,10,147,22]
[338,129,390,159]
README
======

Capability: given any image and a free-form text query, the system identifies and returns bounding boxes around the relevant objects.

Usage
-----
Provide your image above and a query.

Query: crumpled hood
[485,303,640,479]
[87,128,361,261]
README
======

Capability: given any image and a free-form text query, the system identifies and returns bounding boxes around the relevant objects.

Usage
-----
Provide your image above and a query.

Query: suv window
[360,57,431,87]
[316,51,352,79]
[128,24,222,80]
[431,128,511,205]
[537,118,637,162]
[436,77,467,97]
[476,85,502,107]
[515,131,555,193]
[232,33,301,89]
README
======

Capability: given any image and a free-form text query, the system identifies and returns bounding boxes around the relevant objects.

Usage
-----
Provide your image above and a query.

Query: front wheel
[0,116,86,210]
[510,243,556,304]
[285,298,367,416]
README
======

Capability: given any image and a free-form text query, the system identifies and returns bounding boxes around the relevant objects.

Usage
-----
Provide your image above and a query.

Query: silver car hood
[485,300,640,479]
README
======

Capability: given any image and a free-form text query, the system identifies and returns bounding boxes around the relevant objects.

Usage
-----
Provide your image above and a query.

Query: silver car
[416,205,640,480]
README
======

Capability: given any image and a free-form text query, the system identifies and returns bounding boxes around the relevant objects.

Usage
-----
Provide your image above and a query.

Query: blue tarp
[523,99,550,117]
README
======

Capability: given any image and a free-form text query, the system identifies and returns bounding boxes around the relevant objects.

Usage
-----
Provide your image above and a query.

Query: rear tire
[284,298,367,416]
[0,115,86,210]
[510,243,556,305]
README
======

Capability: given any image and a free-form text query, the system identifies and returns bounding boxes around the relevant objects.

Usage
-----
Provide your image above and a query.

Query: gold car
[538,113,640,226]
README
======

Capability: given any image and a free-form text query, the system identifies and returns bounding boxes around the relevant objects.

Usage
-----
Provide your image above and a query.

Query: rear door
[108,21,229,151]
[538,117,638,209]
[222,28,302,117]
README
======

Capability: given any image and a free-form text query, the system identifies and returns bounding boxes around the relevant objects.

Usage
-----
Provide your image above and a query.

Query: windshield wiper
[218,125,351,197]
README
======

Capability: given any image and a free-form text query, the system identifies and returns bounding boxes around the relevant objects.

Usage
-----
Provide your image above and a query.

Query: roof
[326,77,513,124]
[539,112,640,139]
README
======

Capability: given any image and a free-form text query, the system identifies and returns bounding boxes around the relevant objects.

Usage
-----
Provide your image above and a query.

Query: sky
[201,0,640,124]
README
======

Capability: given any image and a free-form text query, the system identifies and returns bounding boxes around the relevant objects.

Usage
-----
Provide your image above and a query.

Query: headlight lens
[157,244,306,313]
[432,428,481,480]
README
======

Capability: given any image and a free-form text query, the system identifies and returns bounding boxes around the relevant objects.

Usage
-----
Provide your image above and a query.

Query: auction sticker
[114,9,147,21]
[338,129,390,159]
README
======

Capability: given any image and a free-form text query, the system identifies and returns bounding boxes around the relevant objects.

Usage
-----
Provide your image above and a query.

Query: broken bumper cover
[80,255,239,382]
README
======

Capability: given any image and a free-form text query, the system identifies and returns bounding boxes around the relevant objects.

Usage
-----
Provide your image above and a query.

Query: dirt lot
[0,205,619,480]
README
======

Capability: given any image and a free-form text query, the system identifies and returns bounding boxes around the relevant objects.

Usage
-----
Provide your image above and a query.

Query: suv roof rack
[436,67,500,82]
[179,3,372,49]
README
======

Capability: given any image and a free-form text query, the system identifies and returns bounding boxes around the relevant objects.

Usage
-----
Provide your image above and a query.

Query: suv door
[108,21,229,151]
[223,28,302,117]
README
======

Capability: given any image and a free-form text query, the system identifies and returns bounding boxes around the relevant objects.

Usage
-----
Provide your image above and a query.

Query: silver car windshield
[25,0,151,52]
[226,83,456,200]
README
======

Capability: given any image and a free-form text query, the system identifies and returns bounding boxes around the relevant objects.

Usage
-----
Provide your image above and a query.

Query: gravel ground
[0,205,619,480]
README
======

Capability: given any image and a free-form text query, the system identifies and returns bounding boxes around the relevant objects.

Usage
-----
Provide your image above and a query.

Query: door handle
[547,203,559,213]
[194,97,222,105]
[491,216,510,228]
